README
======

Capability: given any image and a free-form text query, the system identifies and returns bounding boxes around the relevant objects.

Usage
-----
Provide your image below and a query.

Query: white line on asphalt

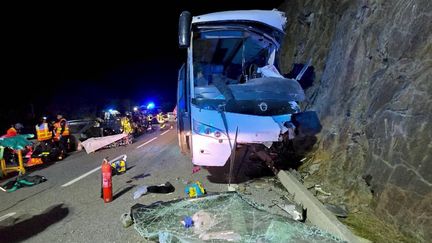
[61,166,101,187]
[160,130,170,136]
[109,154,127,163]
[136,137,157,149]
[0,212,16,222]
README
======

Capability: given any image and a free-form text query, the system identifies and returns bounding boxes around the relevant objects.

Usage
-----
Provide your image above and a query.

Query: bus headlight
[193,120,226,139]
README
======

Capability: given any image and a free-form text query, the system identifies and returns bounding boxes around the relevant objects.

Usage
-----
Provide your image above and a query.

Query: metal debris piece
[276,203,305,222]
[314,185,331,196]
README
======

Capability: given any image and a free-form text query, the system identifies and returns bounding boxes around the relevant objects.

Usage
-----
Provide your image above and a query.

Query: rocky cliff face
[279,0,431,241]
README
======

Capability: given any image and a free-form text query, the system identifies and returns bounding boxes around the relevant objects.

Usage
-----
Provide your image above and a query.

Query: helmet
[40,116,47,123]
[15,123,24,129]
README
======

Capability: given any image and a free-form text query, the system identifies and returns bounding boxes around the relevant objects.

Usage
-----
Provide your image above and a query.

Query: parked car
[68,119,98,151]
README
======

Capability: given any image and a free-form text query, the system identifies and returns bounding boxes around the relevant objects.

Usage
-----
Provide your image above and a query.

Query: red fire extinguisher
[101,158,112,203]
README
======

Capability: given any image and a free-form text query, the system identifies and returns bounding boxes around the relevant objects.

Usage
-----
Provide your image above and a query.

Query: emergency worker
[157,112,166,129]
[146,113,153,131]
[120,114,133,135]
[53,114,70,159]
[35,117,52,141]
[120,113,134,144]
[35,117,53,151]
[1,124,19,165]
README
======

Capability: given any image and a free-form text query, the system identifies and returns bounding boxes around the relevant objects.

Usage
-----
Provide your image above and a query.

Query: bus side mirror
[178,11,192,48]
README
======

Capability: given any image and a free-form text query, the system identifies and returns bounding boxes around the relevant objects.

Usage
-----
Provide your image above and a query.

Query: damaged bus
[177,10,321,172]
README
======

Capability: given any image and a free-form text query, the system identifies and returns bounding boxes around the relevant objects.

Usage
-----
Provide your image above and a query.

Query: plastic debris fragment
[133,186,148,199]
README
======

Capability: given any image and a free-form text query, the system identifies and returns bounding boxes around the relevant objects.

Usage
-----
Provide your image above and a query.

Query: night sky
[1,1,284,131]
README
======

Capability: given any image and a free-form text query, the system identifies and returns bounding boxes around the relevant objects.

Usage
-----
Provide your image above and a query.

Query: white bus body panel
[191,105,291,166]
[192,10,286,32]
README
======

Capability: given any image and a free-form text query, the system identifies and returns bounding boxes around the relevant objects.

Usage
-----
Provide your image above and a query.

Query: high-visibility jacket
[35,123,52,141]
[156,113,165,124]
[54,118,70,140]
[120,117,133,134]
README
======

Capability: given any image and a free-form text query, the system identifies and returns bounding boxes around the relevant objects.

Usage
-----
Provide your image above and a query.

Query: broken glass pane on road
[132,192,342,242]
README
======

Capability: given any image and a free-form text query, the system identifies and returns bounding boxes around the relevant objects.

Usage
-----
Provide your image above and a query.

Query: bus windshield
[191,28,305,116]
[193,29,274,88]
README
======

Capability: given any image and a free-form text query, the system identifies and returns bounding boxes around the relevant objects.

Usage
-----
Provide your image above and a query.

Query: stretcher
[0,135,33,177]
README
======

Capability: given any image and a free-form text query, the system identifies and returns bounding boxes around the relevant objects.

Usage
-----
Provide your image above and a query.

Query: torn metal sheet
[132,192,342,242]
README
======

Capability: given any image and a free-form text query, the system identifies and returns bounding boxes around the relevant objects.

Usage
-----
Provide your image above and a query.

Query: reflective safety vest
[120,117,133,134]
[54,118,70,140]
[156,113,165,124]
[36,123,52,141]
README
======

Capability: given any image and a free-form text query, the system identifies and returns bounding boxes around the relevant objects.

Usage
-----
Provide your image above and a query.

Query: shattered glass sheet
[132,192,343,242]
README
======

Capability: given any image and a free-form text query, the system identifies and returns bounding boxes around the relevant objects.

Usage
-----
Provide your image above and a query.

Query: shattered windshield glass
[192,28,305,116]
[193,28,273,89]
[132,192,342,242]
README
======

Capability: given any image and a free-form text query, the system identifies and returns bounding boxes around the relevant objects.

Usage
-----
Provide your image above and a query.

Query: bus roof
[192,9,286,32]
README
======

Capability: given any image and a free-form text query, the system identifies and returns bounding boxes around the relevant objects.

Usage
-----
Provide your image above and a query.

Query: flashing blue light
[147,102,155,109]
[108,109,114,113]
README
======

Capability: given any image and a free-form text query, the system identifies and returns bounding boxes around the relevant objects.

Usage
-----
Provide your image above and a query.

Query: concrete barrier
[277,170,370,243]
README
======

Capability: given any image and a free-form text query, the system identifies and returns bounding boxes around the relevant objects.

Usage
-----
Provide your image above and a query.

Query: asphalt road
[0,126,343,243]
[0,127,227,242]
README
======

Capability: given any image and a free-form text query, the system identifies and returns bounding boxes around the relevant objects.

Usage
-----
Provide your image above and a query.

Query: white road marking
[61,155,128,188]
[60,131,169,188]
[160,130,170,136]
[136,137,157,149]
[61,166,101,187]
[0,212,16,222]
[110,154,127,162]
